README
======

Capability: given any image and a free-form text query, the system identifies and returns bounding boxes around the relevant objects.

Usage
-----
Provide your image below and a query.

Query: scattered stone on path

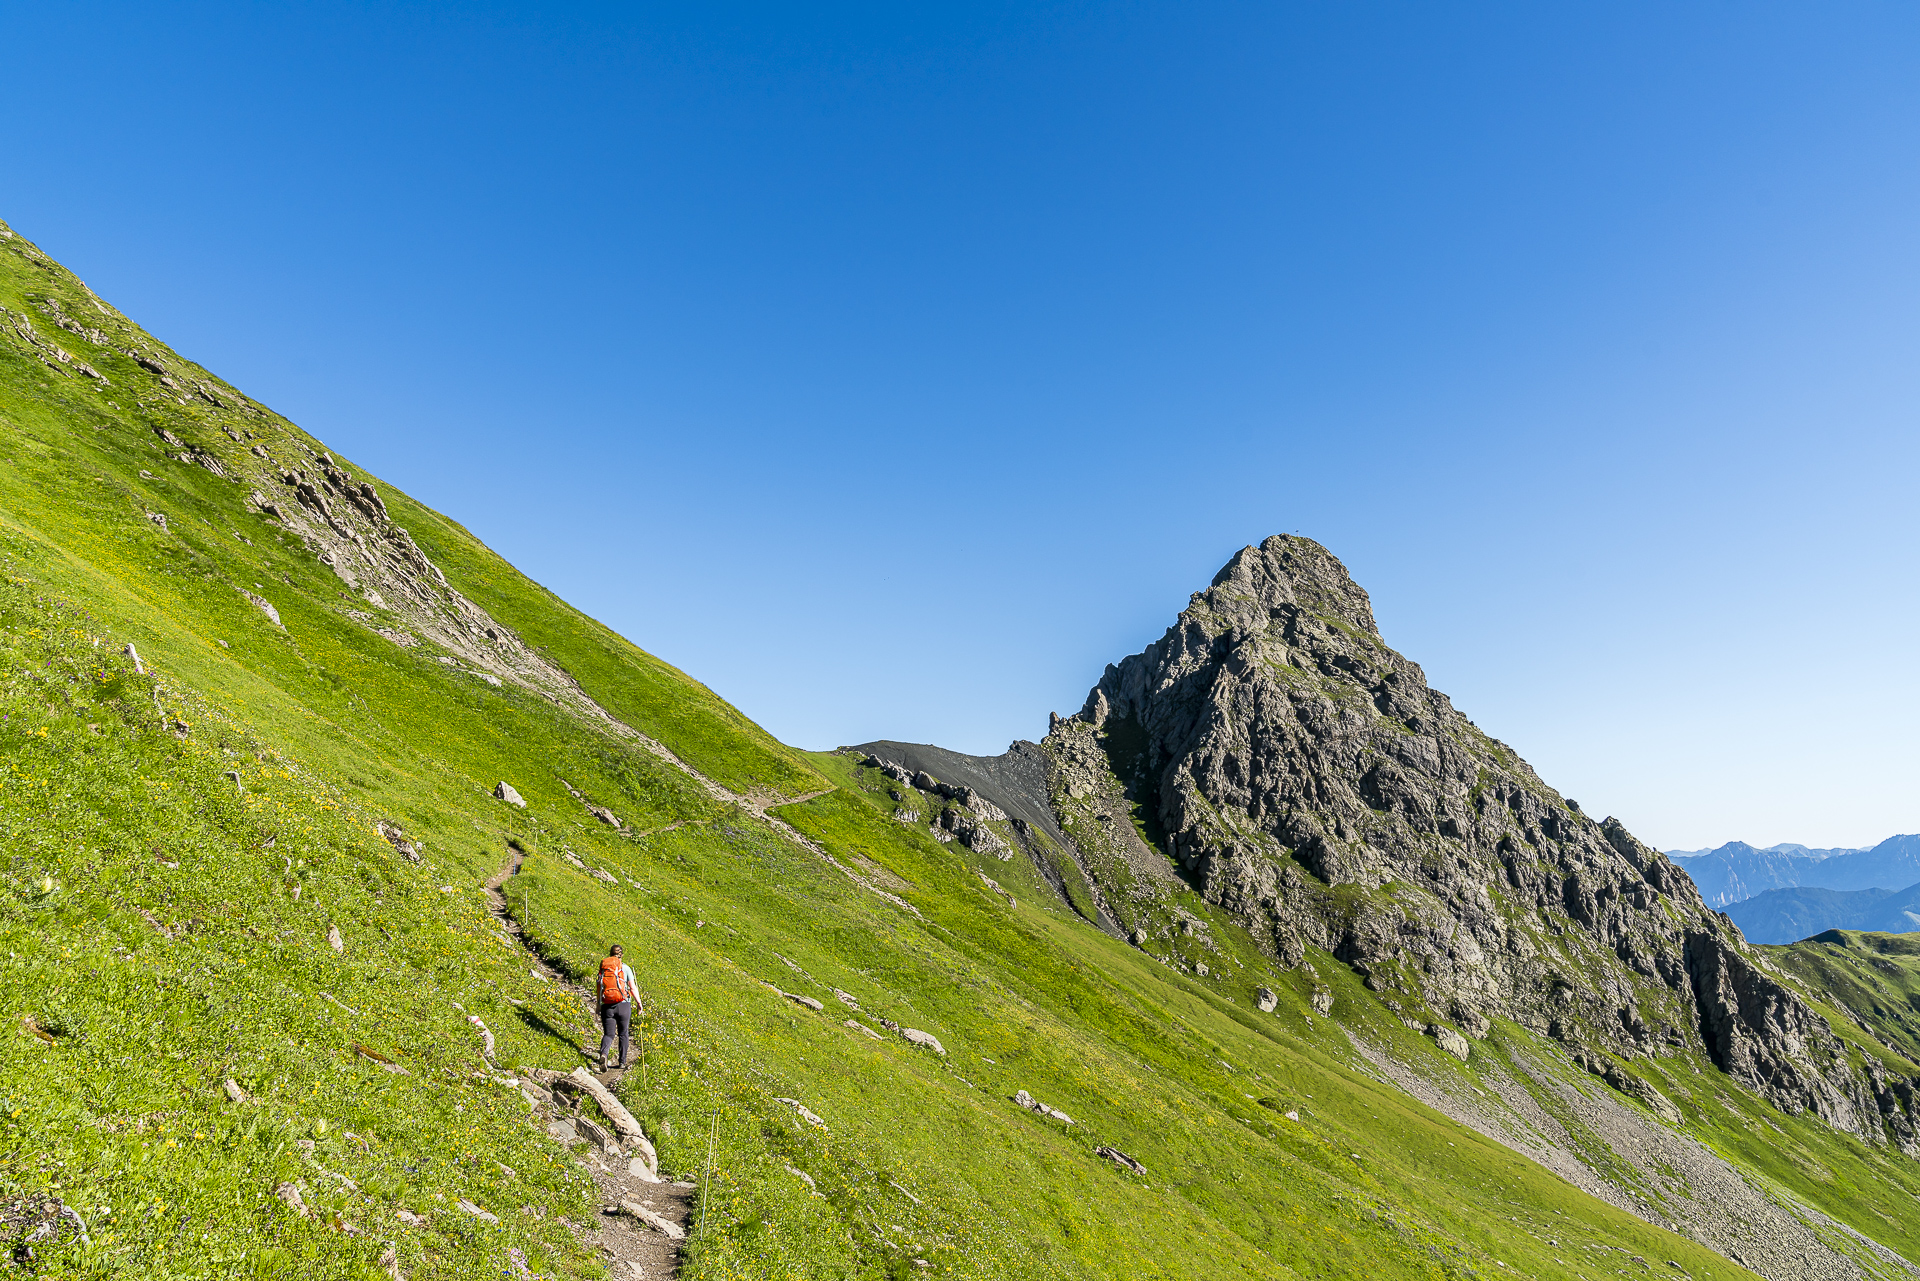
[588,805,621,828]
[494,781,526,808]
[575,1115,615,1152]
[274,1182,309,1218]
[223,1078,247,1104]
[833,989,860,1008]
[1255,987,1278,1013]
[845,1019,882,1039]
[328,924,344,953]
[902,1028,945,1055]
[592,868,617,884]
[1094,1146,1147,1176]
[775,1097,827,1129]
[618,1200,685,1240]
[547,1119,579,1145]
[555,1067,660,1176]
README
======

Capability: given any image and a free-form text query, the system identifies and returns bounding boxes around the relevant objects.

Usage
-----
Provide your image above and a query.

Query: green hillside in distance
[1767,931,1920,1066]
[0,214,1915,1281]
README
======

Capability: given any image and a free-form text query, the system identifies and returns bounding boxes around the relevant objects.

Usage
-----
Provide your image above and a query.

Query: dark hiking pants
[599,999,631,1068]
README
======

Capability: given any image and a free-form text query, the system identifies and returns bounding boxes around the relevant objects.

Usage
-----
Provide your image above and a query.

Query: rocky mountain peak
[1044,536,1919,1149]
[1205,534,1381,636]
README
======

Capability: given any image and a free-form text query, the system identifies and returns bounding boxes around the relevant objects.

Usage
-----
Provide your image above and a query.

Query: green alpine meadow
[5,213,1920,1281]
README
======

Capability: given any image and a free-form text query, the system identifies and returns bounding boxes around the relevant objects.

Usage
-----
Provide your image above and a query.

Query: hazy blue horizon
[7,3,1919,850]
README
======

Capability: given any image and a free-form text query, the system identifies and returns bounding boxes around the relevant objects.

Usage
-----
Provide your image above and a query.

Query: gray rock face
[860,753,1014,858]
[936,806,1009,858]
[494,781,525,809]
[1432,1026,1471,1061]
[853,743,1068,848]
[1255,987,1278,1013]
[1045,535,1916,1150]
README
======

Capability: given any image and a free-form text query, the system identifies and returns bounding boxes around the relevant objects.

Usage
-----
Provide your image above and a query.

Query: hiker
[596,944,638,1070]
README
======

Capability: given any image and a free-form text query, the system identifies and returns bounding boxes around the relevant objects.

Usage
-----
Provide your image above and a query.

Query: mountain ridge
[880,537,1920,1147]
[1676,836,1920,908]
[1730,882,1920,945]
[1667,841,1865,861]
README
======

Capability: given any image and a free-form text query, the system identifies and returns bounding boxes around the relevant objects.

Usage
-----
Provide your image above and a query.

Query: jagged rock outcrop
[860,754,1013,858]
[1047,534,1917,1148]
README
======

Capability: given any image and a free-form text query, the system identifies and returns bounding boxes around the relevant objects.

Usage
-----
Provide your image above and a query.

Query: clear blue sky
[6,3,1918,850]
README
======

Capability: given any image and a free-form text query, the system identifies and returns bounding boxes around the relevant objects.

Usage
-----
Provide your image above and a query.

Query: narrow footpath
[483,845,695,1279]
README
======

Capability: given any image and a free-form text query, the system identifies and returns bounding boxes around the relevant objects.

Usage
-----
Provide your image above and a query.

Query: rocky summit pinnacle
[1042,535,1915,1147]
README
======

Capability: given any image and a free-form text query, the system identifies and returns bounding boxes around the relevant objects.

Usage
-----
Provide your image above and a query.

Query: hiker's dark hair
[609,944,622,956]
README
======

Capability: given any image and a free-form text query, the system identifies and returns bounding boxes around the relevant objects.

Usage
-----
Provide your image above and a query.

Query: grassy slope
[0,217,1892,1279]
[380,487,822,802]
[1769,932,1920,1066]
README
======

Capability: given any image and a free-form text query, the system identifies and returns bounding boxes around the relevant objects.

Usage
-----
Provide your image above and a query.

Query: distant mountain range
[1664,842,1864,861]
[1727,884,1920,944]
[1668,836,1920,909]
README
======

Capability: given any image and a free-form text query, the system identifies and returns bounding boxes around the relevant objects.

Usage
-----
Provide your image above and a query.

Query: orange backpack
[598,956,627,1004]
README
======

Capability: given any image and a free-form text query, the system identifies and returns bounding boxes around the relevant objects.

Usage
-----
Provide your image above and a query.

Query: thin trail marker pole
[699,1109,718,1243]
